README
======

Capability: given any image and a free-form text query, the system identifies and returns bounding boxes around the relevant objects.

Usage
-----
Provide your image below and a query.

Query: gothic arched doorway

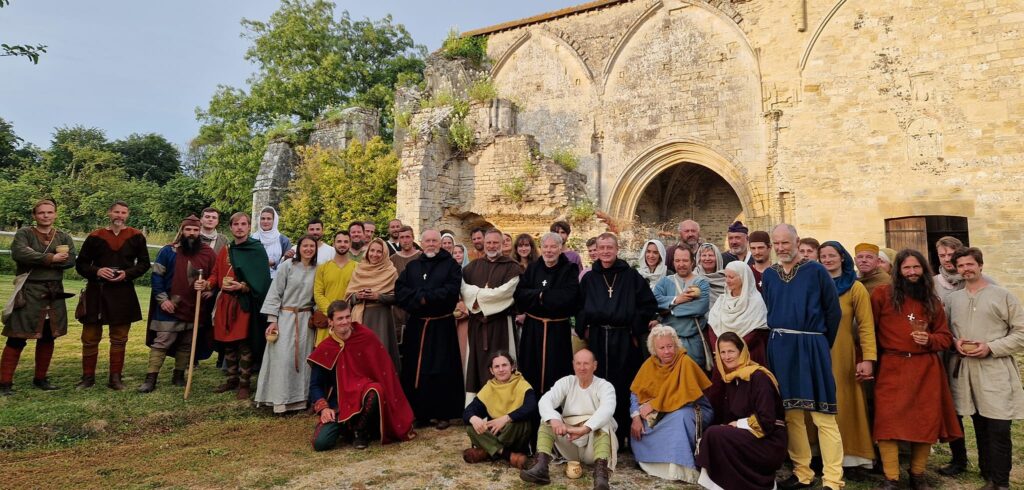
[635,164,743,245]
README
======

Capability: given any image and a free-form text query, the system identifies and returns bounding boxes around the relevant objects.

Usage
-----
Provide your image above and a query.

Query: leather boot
[593,458,611,490]
[0,345,23,390]
[875,480,898,490]
[137,372,159,393]
[236,380,251,400]
[0,383,12,396]
[214,377,239,393]
[909,473,931,490]
[107,373,124,391]
[519,452,552,485]
[76,375,96,389]
[171,369,186,387]
[81,353,98,381]
[32,377,59,391]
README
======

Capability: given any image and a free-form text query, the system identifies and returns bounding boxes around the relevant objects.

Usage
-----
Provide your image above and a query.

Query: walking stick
[184,270,204,400]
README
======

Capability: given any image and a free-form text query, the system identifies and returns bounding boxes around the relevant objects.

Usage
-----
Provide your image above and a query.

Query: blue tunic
[761,260,841,413]
[653,275,711,370]
[630,393,713,476]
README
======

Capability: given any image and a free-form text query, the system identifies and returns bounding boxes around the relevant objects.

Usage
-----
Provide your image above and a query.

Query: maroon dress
[697,370,787,489]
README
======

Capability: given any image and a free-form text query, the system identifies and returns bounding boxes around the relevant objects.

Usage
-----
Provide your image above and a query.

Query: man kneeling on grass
[308,300,416,451]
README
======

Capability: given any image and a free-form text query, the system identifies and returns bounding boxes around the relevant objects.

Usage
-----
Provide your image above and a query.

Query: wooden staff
[184,270,204,400]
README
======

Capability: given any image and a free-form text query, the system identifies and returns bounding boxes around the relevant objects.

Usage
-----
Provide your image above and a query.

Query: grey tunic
[256,259,317,411]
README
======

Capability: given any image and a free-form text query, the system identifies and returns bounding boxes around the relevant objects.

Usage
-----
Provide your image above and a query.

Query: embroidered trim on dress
[770,259,808,283]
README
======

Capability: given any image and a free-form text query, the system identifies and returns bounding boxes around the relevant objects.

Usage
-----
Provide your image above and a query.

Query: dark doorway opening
[884,216,969,273]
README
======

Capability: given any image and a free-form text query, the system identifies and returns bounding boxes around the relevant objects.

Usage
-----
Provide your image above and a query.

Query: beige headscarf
[345,238,398,323]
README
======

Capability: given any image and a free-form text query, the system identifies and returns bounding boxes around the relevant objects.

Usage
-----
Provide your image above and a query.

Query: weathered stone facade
[397,0,1024,293]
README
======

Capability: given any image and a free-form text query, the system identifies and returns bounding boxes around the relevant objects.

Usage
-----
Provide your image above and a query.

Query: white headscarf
[637,239,667,289]
[708,260,768,338]
[252,206,283,274]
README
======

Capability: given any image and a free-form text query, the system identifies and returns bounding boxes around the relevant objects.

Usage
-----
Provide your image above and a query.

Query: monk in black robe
[575,233,657,445]
[395,230,464,429]
[461,229,522,393]
[513,232,579,395]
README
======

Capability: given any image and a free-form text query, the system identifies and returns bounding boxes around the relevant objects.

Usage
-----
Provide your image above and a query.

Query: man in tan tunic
[946,247,1024,490]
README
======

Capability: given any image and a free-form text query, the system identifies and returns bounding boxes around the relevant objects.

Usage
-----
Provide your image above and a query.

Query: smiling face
[727,232,748,256]
[644,243,661,269]
[484,232,503,258]
[855,251,880,275]
[673,247,693,277]
[772,227,797,265]
[471,231,484,251]
[298,237,317,261]
[572,349,597,382]
[516,238,533,260]
[724,268,742,295]
[818,245,842,275]
[540,237,560,264]
[108,204,129,228]
[366,240,385,265]
[306,223,323,241]
[488,354,514,383]
[260,211,274,231]
[333,233,351,256]
[329,307,353,340]
[718,340,741,372]
[440,236,455,253]
[699,248,717,273]
[900,255,924,283]
[452,245,465,264]
[596,237,618,265]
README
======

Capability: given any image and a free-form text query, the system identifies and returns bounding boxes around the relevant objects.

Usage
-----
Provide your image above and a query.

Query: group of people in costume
[3,199,1023,490]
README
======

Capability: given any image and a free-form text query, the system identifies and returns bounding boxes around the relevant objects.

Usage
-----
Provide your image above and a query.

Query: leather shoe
[435,419,450,430]
[778,475,816,490]
[508,452,527,469]
[939,462,967,476]
[463,447,489,464]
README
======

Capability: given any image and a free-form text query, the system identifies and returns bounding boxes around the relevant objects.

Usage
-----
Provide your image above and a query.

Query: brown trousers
[81,324,131,376]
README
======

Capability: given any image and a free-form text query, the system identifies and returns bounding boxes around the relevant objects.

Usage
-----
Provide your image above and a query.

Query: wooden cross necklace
[603,274,618,298]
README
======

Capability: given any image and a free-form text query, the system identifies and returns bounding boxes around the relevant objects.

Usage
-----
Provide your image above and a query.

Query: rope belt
[414,313,453,389]
[282,306,313,373]
[526,313,569,392]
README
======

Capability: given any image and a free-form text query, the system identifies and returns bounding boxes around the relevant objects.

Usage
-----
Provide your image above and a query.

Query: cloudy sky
[0,0,580,149]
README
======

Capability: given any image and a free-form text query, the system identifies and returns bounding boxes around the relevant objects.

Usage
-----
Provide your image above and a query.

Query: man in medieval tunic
[395,229,464,430]
[462,228,522,394]
[138,215,217,393]
[748,230,772,293]
[721,220,754,266]
[313,231,355,345]
[947,247,1024,490]
[207,212,272,398]
[870,249,961,489]
[196,207,228,364]
[575,232,657,445]
[653,246,712,371]
[74,200,150,390]
[309,300,416,451]
[390,226,421,342]
[854,243,890,295]
[514,232,580,395]
[1,199,75,395]
[761,224,843,490]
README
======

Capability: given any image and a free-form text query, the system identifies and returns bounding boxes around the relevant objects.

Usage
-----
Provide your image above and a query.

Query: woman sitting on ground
[629,325,713,483]
[696,332,787,490]
[462,351,537,469]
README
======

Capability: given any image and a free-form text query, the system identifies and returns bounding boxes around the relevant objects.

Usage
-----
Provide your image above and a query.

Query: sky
[0,0,582,150]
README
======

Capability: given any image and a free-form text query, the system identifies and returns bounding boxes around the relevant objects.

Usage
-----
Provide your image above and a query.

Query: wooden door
[885,217,928,255]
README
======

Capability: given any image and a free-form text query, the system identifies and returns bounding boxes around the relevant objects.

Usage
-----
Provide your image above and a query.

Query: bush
[395,111,413,130]
[448,119,475,153]
[550,149,580,172]
[568,198,597,223]
[500,178,527,203]
[440,29,488,67]
[265,120,315,145]
[522,158,539,180]
[467,78,498,103]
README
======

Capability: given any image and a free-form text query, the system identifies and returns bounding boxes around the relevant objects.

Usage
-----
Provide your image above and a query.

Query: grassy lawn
[0,274,1021,488]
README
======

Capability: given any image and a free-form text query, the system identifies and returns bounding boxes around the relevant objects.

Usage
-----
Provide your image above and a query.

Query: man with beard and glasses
[313,231,356,345]
[576,232,658,446]
[348,221,367,262]
[396,229,464,429]
[748,231,771,292]
[945,247,1024,490]
[762,224,843,490]
[386,219,403,255]
[461,229,523,394]
[721,221,753,266]
[665,220,703,274]
[138,215,217,393]
[74,200,151,390]
[869,249,961,489]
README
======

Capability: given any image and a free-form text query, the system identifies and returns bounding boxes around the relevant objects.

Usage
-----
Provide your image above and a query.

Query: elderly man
[762,224,843,490]
[139,215,217,393]
[309,300,416,450]
[74,200,151,390]
[576,232,657,445]
[514,232,580,394]
[748,230,771,292]
[462,229,522,393]
[721,221,753,266]
[665,219,702,274]
[520,349,616,490]
[854,243,890,294]
[946,247,1024,490]
[396,229,464,429]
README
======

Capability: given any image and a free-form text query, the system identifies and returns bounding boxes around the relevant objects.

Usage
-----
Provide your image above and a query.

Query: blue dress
[761,260,842,413]
[630,392,714,482]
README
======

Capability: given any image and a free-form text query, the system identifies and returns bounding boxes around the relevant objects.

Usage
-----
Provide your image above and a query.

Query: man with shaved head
[762,224,843,490]
[395,229,464,430]
[666,219,704,274]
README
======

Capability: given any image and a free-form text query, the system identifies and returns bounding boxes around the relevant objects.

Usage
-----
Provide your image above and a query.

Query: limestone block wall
[307,108,380,150]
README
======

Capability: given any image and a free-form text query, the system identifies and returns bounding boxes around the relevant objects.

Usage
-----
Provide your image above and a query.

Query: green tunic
[3,226,76,339]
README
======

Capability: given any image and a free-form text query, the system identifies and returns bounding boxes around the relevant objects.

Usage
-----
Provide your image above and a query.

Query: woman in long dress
[252,206,290,279]
[345,238,400,370]
[697,332,787,490]
[637,239,667,289]
[706,261,769,366]
[629,325,713,483]
[256,235,318,413]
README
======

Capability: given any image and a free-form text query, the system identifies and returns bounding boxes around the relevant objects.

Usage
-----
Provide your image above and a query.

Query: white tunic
[539,374,619,469]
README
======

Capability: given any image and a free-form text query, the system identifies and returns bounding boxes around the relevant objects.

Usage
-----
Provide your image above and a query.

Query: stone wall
[397,0,1024,295]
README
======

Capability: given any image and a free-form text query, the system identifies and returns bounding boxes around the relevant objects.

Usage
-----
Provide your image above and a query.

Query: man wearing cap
[721,221,753,266]
[138,215,217,393]
[748,230,772,292]
[854,243,890,295]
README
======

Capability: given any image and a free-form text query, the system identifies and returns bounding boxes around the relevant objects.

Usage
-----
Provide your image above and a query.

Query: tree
[109,133,181,185]
[48,125,108,175]
[0,117,23,169]
[0,1,46,64]
[144,174,214,231]
[193,0,424,213]
[278,138,399,239]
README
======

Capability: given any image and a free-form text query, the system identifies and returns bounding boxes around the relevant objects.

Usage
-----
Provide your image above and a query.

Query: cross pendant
[542,279,547,287]
[907,313,916,322]
[422,273,427,280]
[607,287,613,298]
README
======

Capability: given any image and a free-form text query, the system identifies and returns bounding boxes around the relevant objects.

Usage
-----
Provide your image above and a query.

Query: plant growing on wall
[549,149,580,172]
[568,198,597,223]
[500,178,527,203]
[467,78,498,103]
[447,119,475,153]
[440,29,488,67]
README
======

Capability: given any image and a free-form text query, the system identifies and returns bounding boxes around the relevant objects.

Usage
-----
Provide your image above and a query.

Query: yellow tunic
[831,281,877,464]
[313,259,356,345]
